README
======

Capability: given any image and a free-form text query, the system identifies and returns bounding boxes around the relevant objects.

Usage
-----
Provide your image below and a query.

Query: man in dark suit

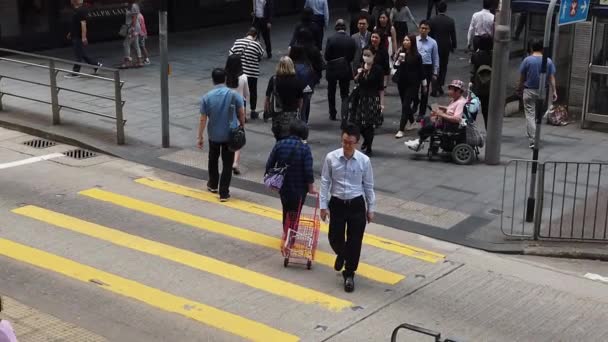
[348,0,361,35]
[429,1,456,96]
[325,19,357,121]
[427,0,440,19]
[252,0,274,58]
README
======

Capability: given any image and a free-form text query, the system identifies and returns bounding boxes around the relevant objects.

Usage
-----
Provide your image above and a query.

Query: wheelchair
[426,124,480,165]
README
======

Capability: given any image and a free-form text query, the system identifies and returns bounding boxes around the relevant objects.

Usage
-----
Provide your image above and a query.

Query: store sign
[559,0,590,26]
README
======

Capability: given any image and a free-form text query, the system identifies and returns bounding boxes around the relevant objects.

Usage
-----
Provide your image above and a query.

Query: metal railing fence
[501,159,608,242]
[0,48,126,145]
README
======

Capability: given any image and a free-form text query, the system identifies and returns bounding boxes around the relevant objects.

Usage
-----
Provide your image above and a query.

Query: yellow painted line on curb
[135,177,445,263]
[13,205,353,312]
[79,188,405,285]
[0,238,299,342]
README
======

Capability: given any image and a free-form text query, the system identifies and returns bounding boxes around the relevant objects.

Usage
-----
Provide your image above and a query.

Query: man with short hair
[518,39,557,149]
[320,124,376,293]
[198,68,246,202]
[416,20,440,119]
[305,0,330,50]
[405,80,467,151]
[352,15,371,68]
[467,0,495,51]
[229,28,265,120]
[429,1,456,97]
[66,0,102,78]
[325,19,357,121]
[252,0,274,59]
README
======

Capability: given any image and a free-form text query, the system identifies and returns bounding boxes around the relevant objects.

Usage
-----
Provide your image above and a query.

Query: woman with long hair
[374,11,398,58]
[265,56,305,141]
[370,30,390,107]
[391,0,418,45]
[225,54,250,175]
[350,47,384,156]
[394,34,425,137]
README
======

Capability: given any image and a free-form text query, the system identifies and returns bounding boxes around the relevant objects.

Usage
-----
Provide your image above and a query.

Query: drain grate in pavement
[22,139,57,149]
[63,149,98,160]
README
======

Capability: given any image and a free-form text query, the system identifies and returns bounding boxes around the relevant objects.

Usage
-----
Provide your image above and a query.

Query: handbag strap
[228,90,238,127]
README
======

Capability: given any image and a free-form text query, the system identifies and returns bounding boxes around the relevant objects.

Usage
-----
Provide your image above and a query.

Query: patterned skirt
[349,93,383,128]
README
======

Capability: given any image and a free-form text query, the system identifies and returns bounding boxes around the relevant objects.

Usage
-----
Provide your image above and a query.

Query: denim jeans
[71,39,96,73]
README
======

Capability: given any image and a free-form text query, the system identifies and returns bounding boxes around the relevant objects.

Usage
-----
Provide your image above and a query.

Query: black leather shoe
[344,275,355,293]
[329,114,337,121]
[334,255,344,271]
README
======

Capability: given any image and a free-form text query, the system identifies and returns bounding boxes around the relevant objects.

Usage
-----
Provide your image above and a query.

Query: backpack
[474,65,492,96]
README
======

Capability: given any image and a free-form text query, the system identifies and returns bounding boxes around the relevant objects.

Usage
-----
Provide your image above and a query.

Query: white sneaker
[144,58,151,65]
[395,131,404,139]
[407,122,418,131]
[404,139,424,151]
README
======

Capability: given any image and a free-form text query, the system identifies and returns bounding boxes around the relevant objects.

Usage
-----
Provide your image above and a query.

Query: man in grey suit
[351,15,371,75]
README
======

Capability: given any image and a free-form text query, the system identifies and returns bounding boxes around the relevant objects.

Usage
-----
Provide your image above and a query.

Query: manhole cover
[22,139,57,149]
[63,149,97,160]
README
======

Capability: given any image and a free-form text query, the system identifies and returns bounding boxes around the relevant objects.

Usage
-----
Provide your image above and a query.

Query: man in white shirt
[305,0,330,50]
[320,124,376,293]
[467,0,495,51]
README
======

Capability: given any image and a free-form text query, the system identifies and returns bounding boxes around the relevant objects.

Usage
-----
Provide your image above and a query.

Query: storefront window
[0,0,50,38]
[588,19,608,116]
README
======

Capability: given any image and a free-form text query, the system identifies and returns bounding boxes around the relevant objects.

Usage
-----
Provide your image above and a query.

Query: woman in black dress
[370,30,390,105]
[265,56,304,141]
[394,33,425,137]
[350,47,384,156]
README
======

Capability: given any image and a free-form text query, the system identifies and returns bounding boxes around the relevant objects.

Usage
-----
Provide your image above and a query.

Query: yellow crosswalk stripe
[13,205,353,312]
[135,178,445,263]
[79,188,405,285]
[0,238,299,342]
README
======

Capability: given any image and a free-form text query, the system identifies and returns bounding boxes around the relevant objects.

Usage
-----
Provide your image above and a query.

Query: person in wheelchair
[404,79,467,151]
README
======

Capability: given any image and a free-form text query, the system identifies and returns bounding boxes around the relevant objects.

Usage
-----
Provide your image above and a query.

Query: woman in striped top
[229,27,265,120]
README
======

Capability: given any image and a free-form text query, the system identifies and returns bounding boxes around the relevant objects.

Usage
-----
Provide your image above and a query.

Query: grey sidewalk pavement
[1,1,607,256]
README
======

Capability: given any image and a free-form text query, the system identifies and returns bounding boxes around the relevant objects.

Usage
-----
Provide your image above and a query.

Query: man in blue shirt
[320,124,376,293]
[305,0,330,50]
[518,39,557,149]
[417,20,440,120]
[198,68,246,202]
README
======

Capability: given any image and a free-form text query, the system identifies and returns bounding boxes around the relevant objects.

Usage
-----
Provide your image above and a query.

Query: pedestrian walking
[291,28,325,90]
[350,47,384,156]
[358,0,374,31]
[390,0,418,45]
[229,27,265,120]
[416,20,439,118]
[197,68,246,202]
[304,0,330,50]
[290,8,323,54]
[374,10,398,59]
[265,57,305,141]
[470,34,493,128]
[0,297,18,342]
[429,1,456,97]
[121,3,142,68]
[467,0,495,51]
[320,124,376,293]
[252,0,274,59]
[517,39,557,149]
[347,0,361,35]
[370,0,393,28]
[394,34,425,138]
[325,19,357,122]
[225,55,250,175]
[352,15,372,68]
[370,30,391,95]
[426,0,440,19]
[265,120,316,240]
[66,0,101,78]
[290,46,319,124]
[134,3,150,65]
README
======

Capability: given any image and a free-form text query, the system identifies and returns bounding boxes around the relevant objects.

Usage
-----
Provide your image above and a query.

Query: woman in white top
[225,54,250,175]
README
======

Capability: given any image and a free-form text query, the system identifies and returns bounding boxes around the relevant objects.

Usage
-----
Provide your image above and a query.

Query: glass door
[583,17,608,126]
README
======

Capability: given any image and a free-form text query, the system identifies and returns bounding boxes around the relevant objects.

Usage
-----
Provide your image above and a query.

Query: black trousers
[207,141,235,198]
[418,65,434,117]
[253,17,272,56]
[247,76,258,113]
[437,51,450,88]
[418,116,437,141]
[327,77,350,118]
[398,85,418,130]
[479,94,489,129]
[328,196,367,277]
[360,125,375,151]
[394,21,409,46]
[427,0,439,19]
[312,15,325,51]
[349,11,360,36]
[280,192,306,233]
[72,39,96,73]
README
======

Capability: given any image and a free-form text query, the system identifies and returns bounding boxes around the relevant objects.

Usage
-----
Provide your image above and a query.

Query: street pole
[525,0,558,222]
[159,0,170,148]
[485,0,511,165]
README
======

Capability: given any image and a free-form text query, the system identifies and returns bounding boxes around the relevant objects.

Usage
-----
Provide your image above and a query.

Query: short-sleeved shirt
[519,55,556,89]
[265,75,304,112]
[200,85,244,143]
[71,7,88,39]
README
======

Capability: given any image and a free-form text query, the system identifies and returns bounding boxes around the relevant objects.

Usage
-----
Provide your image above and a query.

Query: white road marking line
[584,273,608,283]
[0,153,65,170]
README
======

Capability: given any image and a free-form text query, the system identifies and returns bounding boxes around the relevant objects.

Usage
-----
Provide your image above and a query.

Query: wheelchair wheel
[452,144,475,165]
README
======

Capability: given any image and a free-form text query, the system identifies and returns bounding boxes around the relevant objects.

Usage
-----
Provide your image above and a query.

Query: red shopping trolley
[281,194,321,270]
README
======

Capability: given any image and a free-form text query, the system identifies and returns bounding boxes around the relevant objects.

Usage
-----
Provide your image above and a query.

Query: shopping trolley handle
[390,323,464,342]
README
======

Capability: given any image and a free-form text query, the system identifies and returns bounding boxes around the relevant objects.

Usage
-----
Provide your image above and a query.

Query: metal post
[159,7,170,148]
[49,60,60,125]
[114,70,125,145]
[485,0,511,165]
[526,0,558,222]
[0,76,4,111]
[532,163,545,240]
